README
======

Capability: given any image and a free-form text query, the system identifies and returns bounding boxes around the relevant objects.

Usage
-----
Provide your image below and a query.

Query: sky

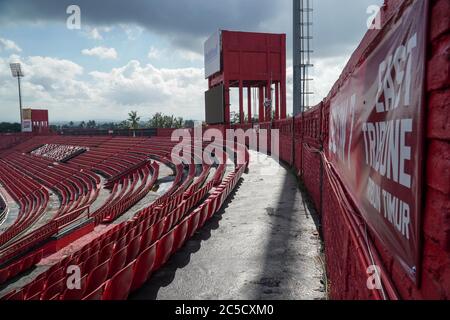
[0,0,383,123]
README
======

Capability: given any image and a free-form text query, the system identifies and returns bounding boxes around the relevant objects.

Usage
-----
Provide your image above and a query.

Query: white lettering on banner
[329,94,356,168]
[382,189,410,240]
[365,177,411,241]
[329,32,417,242]
[367,177,381,213]
[361,119,412,189]
[375,33,417,113]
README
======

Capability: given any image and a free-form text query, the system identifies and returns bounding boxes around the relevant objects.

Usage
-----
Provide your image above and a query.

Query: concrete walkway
[130,150,327,300]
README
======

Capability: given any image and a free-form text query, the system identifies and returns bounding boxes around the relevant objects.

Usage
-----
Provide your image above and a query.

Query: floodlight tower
[293,0,314,115]
[10,63,24,125]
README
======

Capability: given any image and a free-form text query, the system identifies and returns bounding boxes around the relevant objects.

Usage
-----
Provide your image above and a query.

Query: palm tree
[128,111,141,137]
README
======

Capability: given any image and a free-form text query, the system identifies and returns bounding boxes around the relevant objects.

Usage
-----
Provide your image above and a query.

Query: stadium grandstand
[0,0,448,304]
[0,133,248,300]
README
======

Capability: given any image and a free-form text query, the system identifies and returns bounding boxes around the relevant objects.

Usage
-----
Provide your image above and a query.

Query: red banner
[328,0,428,282]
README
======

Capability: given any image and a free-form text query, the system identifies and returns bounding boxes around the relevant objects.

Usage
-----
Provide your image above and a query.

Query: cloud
[82,26,113,40]
[0,0,385,121]
[120,24,144,41]
[0,38,22,52]
[0,0,384,58]
[86,28,102,40]
[147,46,202,63]
[0,54,207,122]
[89,60,206,115]
[81,46,118,60]
[148,46,162,60]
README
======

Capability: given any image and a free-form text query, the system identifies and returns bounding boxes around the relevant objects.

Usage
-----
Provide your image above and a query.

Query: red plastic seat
[22,255,35,271]
[8,260,23,279]
[89,240,101,254]
[130,244,157,292]
[114,236,127,252]
[26,292,42,300]
[45,267,64,288]
[82,284,105,300]
[198,203,210,229]
[25,275,46,299]
[6,289,24,301]
[86,261,110,295]
[126,236,141,264]
[172,220,189,254]
[99,242,115,264]
[139,227,153,253]
[84,252,99,275]
[102,262,135,300]
[61,275,87,300]
[153,231,175,272]
[108,246,127,278]
[187,209,201,239]
[41,279,65,300]
[207,195,219,219]
[151,219,165,243]
[78,248,91,265]
[162,215,174,235]
[0,268,10,284]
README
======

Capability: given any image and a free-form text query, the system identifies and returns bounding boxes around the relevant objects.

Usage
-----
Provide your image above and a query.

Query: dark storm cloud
[0,0,383,58]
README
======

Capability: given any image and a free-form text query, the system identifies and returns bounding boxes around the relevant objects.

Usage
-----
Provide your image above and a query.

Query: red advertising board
[328,0,428,282]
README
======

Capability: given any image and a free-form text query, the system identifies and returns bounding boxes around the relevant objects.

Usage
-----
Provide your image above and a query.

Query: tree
[184,120,195,128]
[174,117,184,129]
[118,120,130,130]
[0,122,21,133]
[128,111,141,129]
[148,113,184,128]
[86,120,96,128]
[128,111,141,137]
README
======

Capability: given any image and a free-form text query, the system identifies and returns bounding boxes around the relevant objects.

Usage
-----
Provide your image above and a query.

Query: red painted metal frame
[207,30,287,124]
[30,109,49,134]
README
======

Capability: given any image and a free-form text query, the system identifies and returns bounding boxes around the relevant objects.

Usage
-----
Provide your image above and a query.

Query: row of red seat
[0,160,49,248]
[94,162,160,223]
[0,250,43,286]
[1,140,248,300]
[0,134,248,299]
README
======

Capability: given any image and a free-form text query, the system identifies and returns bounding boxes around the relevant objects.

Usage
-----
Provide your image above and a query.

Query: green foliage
[127,111,141,130]
[147,112,185,129]
[0,122,21,133]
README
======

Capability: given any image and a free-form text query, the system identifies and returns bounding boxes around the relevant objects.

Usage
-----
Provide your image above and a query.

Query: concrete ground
[130,150,327,300]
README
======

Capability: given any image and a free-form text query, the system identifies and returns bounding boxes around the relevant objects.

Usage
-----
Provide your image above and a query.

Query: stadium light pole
[10,63,24,127]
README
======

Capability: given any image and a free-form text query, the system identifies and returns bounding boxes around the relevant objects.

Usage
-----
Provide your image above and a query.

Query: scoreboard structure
[204,30,287,125]
[22,108,49,133]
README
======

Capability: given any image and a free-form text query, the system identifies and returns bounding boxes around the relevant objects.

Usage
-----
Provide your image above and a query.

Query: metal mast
[293,0,314,115]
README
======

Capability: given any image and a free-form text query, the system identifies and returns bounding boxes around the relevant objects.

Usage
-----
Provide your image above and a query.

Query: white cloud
[87,28,103,40]
[177,49,202,62]
[84,26,113,40]
[89,60,206,119]
[120,24,144,41]
[148,46,162,60]
[0,38,22,52]
[0,54,207,122]
[82,46,118,60]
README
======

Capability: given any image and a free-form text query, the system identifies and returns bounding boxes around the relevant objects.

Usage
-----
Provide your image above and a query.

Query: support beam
[275,82,280,120]
[259,86,264,123]
[224,80,230,124]
[247,86,252,124]
[281,77,287,119]
[239,80,244,124]
[266,81,272,122]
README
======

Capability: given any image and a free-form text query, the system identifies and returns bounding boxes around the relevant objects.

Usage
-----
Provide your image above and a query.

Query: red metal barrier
[235,0,449,300]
